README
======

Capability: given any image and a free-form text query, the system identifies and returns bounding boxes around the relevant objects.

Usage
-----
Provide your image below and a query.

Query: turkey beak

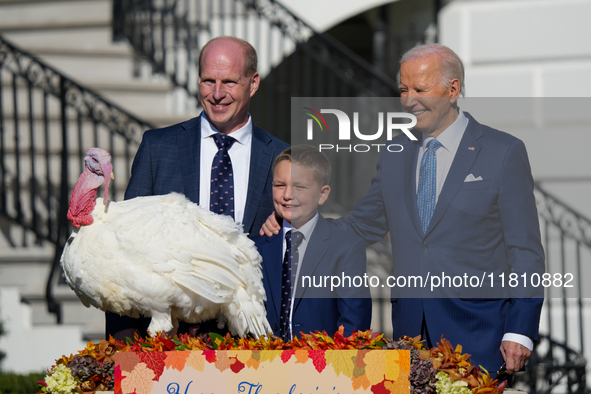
[101,162,113,203]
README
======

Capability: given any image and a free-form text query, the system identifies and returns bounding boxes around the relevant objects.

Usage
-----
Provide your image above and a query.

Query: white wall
[440,0,591,97]
[439,0,591,218]
[281,0,396,32]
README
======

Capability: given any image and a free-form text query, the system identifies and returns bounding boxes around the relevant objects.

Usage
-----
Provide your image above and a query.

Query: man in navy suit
[106,36,289,339]
[339,44,544,375]
[254,146,371,339]
[262,45,544,375]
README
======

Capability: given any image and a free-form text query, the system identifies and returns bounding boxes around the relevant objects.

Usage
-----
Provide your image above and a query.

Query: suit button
[273,323,279,332]
[422,241,429,249]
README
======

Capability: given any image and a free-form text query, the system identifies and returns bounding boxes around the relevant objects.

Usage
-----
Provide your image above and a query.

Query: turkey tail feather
[231,287,271,338]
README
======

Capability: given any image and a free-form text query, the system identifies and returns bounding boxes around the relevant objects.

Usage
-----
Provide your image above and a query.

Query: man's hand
[259,212,282,236]
[500,340,531,373]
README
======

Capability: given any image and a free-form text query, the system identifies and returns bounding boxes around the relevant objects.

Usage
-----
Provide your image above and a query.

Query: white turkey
[60,147,271,338]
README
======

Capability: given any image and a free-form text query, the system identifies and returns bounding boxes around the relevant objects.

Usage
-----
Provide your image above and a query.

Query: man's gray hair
[400,44,465,96]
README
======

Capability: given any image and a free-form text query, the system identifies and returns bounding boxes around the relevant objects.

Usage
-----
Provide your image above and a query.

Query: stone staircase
[0,0,200,128]
[0,0,202,372]
[0,246,104,339]
[0,247,94,372]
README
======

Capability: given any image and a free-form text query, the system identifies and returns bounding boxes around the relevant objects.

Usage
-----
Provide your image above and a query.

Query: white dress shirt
[281,213,319,340]
[414,110,533,351]
[199,113,252,225]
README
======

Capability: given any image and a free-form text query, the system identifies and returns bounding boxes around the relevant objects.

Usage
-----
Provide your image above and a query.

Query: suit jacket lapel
[294,216,330,310]
[178,116,201,204]
[403,134,424,237]
[261,231,284,322]
[426,113,483,235]
[243,125,274,232]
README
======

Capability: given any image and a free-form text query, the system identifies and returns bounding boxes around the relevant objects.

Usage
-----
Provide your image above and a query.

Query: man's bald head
[198,36,257,77]
[197,36,260,134]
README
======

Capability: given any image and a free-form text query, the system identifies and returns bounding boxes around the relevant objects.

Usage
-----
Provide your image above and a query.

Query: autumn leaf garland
[37,327,504,394]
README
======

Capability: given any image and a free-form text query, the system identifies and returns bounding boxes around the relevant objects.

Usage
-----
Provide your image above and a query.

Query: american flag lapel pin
[468,146,475,151]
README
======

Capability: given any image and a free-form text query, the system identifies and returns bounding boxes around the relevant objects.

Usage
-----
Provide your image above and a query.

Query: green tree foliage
[0,320,5,368]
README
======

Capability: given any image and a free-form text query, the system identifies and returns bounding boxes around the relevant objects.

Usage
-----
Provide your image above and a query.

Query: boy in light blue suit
[253,146,371,340]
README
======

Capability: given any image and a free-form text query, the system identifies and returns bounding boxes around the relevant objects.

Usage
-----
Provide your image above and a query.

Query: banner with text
[115,349,410,394]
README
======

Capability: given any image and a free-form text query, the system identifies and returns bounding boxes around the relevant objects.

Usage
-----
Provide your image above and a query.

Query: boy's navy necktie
[210,133,236,219]
[280,230,303,341]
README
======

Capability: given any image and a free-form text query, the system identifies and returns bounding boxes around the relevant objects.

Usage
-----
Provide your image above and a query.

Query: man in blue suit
[339,44,544,375]
[106,36,289,339]
[254,146,371,339]
[262,45,544,375]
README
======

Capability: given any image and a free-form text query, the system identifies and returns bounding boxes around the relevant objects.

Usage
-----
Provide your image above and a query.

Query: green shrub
[0,372,46,394]
[0,321,5,366]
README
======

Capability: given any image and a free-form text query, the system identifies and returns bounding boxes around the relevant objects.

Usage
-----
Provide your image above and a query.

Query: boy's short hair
[273,145,331,187]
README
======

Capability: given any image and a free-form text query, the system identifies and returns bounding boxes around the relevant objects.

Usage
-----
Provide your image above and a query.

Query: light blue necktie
[417,139,443,233]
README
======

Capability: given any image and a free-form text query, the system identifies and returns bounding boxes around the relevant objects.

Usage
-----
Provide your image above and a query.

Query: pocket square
[464,174,483,182]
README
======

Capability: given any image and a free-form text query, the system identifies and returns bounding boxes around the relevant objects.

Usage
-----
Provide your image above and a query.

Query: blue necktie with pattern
[417,138,443,233]
[210,133,236,219]
[280,230,303,341]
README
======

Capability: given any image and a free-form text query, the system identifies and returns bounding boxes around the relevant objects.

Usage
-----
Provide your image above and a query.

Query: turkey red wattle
[67,148,112,228]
